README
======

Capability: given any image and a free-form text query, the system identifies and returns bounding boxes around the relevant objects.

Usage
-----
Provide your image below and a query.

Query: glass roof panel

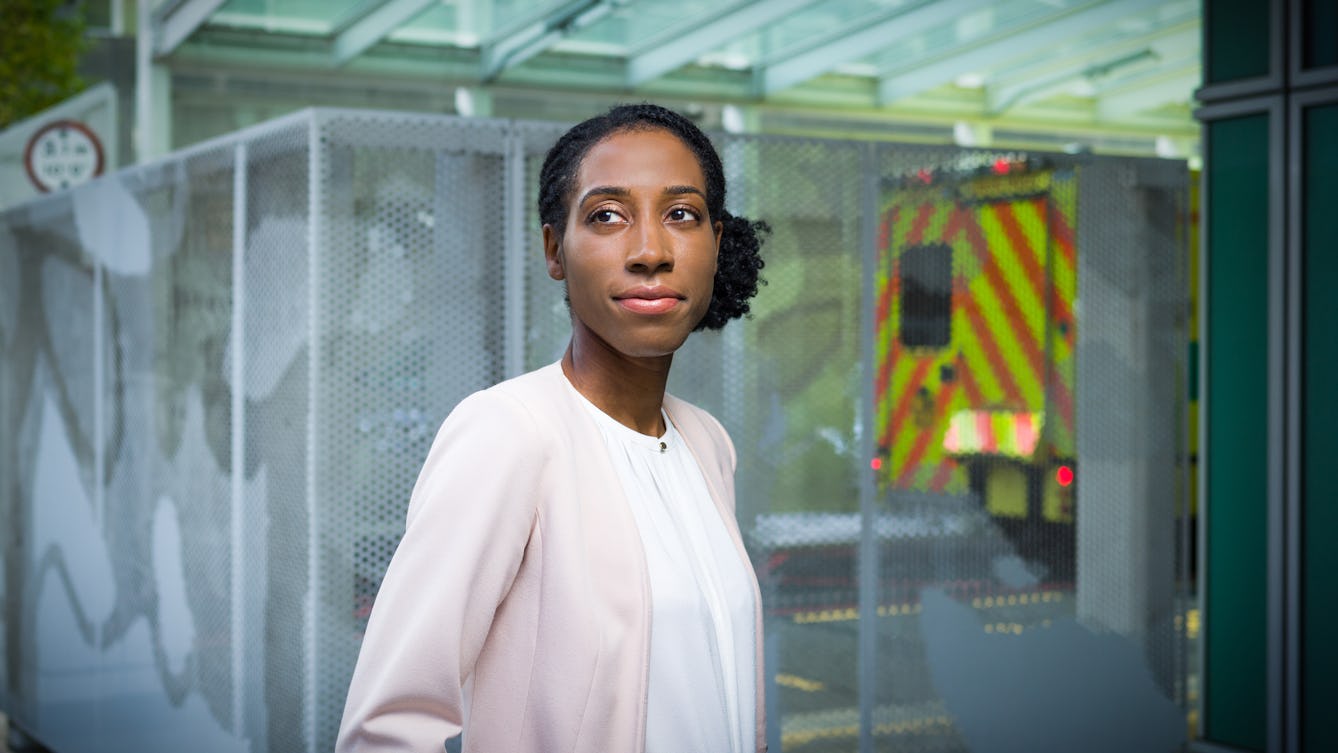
[987,0,1199,84]
[483,0,587,40]
[757,0,891,59]
[215,0,366,34]
[561,6,634,50]
[196,0,1199,140]
[617,0,732,45]
[867,0,1074,74]
[389,3,470,46]
[690,0,900,76]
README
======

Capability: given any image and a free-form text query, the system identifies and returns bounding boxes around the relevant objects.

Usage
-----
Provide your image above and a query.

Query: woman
[337,103,768,753]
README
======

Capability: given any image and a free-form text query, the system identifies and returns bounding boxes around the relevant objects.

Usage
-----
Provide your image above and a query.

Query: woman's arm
[336,389,546,752]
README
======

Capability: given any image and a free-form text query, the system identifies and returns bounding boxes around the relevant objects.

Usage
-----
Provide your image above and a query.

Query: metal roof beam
[480,0,616,82]
[986,47,1164,114]
[986,22,1198,113]
[759,0,990,96]
[153,0,228,56]
[1096,62,1200,118]
[877,0,1163,105]
[333,0,437,66]
[989,13,1197,86]
[627,0,820,87]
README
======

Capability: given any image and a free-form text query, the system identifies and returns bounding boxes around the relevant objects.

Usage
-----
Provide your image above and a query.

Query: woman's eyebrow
[665,185,706,199]
[578,185,629,205]
[580,185,705,204]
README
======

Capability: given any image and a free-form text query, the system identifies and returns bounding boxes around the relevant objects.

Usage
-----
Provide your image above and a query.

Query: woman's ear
[542,224,564,280]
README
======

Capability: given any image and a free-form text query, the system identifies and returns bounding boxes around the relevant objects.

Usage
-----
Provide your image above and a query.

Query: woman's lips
[617,297,680,314]
[615,286,683,315]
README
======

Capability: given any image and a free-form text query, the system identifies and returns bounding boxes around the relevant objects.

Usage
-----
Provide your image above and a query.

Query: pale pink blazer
[337,362,767,752]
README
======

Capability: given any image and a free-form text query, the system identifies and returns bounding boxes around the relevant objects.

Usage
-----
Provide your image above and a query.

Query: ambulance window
[900,242,952,348]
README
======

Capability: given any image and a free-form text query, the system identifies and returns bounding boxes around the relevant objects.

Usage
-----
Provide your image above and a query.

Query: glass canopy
[157,0,1199,148]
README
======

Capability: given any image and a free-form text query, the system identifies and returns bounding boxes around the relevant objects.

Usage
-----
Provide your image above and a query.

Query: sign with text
[24,119,106,192]
[1,82,118,209]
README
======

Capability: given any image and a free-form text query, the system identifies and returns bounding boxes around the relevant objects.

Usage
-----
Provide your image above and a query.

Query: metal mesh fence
[0,109,1191,753]
[520,119,577,370]
[2,194,101,751]
[311,112,511,753]
[239,122,311,753]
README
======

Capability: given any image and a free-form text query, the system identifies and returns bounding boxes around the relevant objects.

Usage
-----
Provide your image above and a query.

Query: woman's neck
[561,336,672,437]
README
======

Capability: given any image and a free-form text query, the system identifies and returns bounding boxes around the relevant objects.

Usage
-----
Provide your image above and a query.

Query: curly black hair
[537,103,767,331]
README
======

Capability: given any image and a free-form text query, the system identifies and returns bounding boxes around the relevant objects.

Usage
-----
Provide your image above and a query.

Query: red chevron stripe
[896,379,960,488]
[963,204,1077,437]
[875,339,900,405]
[993,202,1074,332]
[1040,198,1077,350]
[950,282,987,407]
[929,457,957,493]
[875,205,897,333]
[875,275,899,333]
[880,356,934,450]
[877,205,898,252]
[908,201,935,245]
[1053,371,1075,435]
[956,283,1026,405]
[1043,195,1077,431]
[952,207,1048,400]
[955,349,986,406]
[1045,197,1077,270]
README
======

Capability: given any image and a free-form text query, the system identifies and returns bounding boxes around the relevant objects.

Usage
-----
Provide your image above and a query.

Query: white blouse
[573,388,757,753]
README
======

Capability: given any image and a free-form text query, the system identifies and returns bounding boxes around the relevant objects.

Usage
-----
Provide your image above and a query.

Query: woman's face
[544,128,722,361]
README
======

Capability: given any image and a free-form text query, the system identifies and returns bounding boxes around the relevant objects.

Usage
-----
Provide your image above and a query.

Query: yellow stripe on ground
[780,702,956,748]
[790,589,1068,624]
[775,673,827,693]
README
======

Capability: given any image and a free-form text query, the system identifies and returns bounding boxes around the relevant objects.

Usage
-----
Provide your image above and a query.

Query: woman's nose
[626,221,673,273]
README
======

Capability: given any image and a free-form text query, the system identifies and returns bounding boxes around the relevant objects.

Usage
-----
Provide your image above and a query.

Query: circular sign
[23,119,106,193]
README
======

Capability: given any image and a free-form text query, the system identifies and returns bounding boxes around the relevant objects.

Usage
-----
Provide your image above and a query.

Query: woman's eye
[589,209,624,224]
[667,207,700,223]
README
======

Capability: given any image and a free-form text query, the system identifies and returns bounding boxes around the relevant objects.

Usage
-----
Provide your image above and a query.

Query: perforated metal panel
[2,194,102,750]
[0,109,1193,753]
[310,111,511,753]
[520,119,577,370]
[713,135,870,751]
[239,121,311,753]
[102,144,241,750]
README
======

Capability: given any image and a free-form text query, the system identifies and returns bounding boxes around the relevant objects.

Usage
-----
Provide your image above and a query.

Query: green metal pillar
[1196,1,1338,752]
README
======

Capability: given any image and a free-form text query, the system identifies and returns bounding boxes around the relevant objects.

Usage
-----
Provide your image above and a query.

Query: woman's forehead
[575,129,706,195]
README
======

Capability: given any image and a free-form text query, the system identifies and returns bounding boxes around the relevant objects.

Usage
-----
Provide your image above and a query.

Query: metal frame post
[1192,92,1286,753]
[856,140,881,753]
[503,125,527,379]
[305,111,324,753]
[230,140,248,745]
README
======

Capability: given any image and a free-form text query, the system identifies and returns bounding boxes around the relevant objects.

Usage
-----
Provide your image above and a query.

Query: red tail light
[1056,465,1075,487]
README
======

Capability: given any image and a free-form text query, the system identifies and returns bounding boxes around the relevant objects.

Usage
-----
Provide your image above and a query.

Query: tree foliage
[0,0,87,129]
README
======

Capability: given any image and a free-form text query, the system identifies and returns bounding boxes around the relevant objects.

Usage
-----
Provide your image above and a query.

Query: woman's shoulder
[485,362,568,409]
[441,362,569,438]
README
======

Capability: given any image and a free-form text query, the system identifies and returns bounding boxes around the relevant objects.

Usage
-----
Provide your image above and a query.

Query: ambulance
[874,154,1078,559]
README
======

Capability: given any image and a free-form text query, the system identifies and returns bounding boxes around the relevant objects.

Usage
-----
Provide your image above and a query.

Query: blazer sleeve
[336,388,547,752]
